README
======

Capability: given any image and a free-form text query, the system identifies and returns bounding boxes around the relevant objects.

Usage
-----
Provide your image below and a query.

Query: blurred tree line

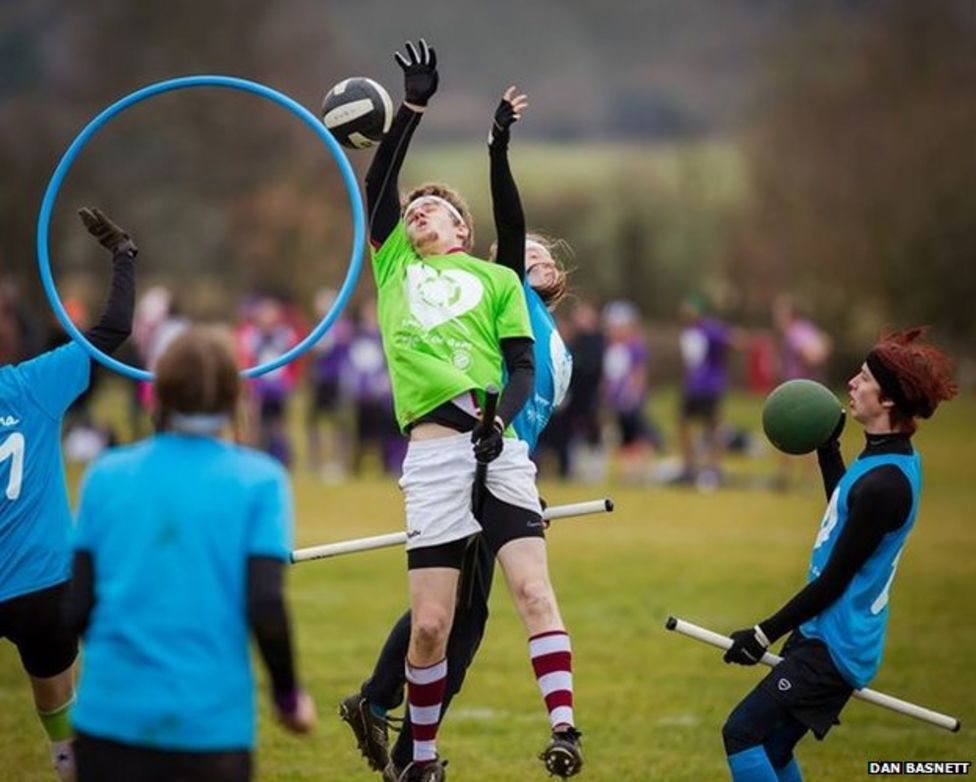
[728,0,976,365]
[2,0,973,374]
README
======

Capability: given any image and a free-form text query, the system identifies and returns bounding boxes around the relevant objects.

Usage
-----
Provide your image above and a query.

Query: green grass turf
[2,390,974,780]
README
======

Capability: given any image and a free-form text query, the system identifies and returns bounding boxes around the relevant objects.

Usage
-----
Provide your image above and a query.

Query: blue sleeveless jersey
[0,344,90,602]
[511,285,572,453]
[800,451,921,688]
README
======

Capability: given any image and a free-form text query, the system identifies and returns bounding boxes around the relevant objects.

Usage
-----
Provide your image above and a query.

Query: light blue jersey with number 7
[800,451,922,688]
[0,343,90,603]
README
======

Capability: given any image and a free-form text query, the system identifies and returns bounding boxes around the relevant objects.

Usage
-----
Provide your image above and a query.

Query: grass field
[2,389,974,780]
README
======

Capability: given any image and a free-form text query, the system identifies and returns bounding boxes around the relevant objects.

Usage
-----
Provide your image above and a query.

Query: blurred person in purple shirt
[341,298,405,475]
[602,300,661,481]
[236,297,299,467]
[677,295,733,490]
[307,288,354,481]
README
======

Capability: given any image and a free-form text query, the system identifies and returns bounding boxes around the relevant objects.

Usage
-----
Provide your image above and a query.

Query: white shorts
[398,432,540,551]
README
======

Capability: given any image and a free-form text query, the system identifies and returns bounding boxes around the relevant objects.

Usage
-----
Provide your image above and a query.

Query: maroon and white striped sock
[405,657,448,764]
[529,630,575,729]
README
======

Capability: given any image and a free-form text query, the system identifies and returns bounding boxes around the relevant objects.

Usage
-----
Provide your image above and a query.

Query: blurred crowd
[1,277,834,490]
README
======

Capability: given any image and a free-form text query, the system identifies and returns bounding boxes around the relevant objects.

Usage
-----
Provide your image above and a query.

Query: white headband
[404,195,466,227]
[525,239,551,256]
[169,412,229,435]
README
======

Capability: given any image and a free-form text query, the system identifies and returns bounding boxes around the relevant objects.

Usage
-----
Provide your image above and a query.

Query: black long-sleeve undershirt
[759,434,915,642]
[489,132,526,282]
[816,438,846,500]
[84,251,135,355]
[495,336,534,428]
[365,105,424,247]
[247,556,297,696]
[67,552,297,696]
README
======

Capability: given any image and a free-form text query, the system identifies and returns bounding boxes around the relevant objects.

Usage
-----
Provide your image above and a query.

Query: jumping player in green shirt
[359,40,582,782]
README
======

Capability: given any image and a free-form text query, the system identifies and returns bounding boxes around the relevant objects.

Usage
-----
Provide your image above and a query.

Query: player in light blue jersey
[67,327,315,782]
[719,328,957,782]
[498,230,572,453]
[0,208,136,781]
[340,85,581,782]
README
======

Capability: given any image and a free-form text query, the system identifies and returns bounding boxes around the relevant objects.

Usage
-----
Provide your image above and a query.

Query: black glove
[723,625,770,666]
[394,39,438,107]
[488,87,527,149]
[471,417,504,463]
[818,410,846,452]
[79,207,138,257]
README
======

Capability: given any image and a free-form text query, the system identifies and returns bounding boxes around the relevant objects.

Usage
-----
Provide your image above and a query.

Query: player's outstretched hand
[395,39,438,107]
[274,688,317,734]
[78,207,138,257]
[489,85,528,148]
[723,626,769,666]
[471,417,504,463]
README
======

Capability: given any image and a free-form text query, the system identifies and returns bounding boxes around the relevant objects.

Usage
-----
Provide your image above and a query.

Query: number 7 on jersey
[0,432,25,500]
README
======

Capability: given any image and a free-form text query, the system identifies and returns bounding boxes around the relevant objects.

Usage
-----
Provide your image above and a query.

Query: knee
[722,707,760,757]
[411,607,452,652]
[513,577,557,622]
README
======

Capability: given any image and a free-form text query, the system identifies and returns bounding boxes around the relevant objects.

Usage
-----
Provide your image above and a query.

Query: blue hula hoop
[37,75,366,381]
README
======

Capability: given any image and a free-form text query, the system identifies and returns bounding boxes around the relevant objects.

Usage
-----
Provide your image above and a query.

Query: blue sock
[369,702,388,719]
[728,747,778,782]
[775,757,803,782]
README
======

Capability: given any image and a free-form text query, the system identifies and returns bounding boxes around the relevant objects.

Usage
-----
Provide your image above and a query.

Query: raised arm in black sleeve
[366,40,439,247]
[758,464,913,642]
[85,252,135,355]
[365,105,424,246]
[247,556,297,696]
[489,109,526,281]
[816,412,847,500]
[77,207,136,355]
[496,336,535,428]
[816,439,846,500]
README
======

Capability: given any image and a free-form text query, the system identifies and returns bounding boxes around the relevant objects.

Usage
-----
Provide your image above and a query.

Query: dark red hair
[868,327,958,433]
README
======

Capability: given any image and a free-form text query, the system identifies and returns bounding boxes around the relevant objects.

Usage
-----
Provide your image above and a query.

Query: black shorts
[407,490,545,570]
[259,395,286,422]
[681,392,720,422]
[76,733,252,782]
[617,410,648,446]
[357,400,396,442]
[311,379,341,413]
[759,632,854,739]
[0,581,78,678]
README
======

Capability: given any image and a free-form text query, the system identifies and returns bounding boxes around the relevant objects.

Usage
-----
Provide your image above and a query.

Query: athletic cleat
[51,740,76,782]
[338,692,395,771]
[540,727,583,777]
[396,758,447,782]
[383,761,405,782]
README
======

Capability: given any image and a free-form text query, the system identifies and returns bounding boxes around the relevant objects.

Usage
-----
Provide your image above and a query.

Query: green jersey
[372,221,533,431]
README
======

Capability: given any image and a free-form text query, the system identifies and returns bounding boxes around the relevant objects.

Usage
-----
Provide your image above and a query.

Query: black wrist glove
[818,410,846,452]
[79,207,138,257]
[489,99,517,149]
[394,39,438,107]
[723,625,770,666]
[488,87,527,149]
[471,417,504,463]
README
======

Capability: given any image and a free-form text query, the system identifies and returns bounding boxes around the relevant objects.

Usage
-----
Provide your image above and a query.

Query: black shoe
[540,727,583,777]
[338,692,395,771]
[396,758,447,782]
